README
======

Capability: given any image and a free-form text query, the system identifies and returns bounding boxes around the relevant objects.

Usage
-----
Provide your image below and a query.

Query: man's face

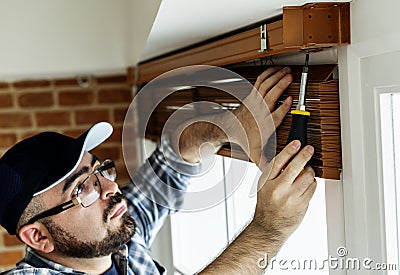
[40,152,135,258]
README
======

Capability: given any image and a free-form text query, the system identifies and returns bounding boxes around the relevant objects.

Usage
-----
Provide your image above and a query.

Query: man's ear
[18,223,54,253]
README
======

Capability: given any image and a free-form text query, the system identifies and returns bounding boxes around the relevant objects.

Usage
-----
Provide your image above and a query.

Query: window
[380,91,400,274]
[171,155,229,274]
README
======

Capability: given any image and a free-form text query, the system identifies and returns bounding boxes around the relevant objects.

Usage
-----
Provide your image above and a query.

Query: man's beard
[43,193,136,258]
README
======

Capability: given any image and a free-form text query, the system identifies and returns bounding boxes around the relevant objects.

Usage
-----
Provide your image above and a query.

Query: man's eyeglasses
[27,159,116,225]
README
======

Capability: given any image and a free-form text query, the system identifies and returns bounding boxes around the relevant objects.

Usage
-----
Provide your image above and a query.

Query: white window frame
[337,2,400,272]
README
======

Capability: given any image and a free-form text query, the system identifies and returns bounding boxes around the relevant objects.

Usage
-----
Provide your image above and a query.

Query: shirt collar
[22,246,128,274]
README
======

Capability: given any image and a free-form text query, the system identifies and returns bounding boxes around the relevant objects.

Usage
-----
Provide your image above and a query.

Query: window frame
[338,38,400,275]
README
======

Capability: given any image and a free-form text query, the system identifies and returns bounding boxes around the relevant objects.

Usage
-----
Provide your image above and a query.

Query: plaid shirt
[4,137,200,275]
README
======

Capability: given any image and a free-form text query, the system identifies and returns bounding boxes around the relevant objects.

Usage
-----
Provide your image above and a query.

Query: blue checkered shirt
[3,137,200,275]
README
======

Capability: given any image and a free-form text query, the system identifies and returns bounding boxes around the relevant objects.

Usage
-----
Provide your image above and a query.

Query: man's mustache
[103,192,126,222]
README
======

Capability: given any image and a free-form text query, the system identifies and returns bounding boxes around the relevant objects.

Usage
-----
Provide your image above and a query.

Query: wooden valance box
[137,2,350,84]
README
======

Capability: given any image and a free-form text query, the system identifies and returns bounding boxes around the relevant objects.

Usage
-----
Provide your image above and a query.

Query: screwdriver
[286,53,310,148]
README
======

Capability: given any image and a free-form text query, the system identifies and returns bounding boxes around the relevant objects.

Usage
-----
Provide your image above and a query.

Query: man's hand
[200,141,316,273]
[230,66,293,166]
[254,140,316,241]
[172,66,293,164]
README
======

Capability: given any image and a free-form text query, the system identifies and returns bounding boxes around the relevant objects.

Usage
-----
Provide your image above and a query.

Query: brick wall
[0,69,138,270]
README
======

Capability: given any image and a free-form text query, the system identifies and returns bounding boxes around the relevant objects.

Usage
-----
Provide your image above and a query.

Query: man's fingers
[264,73,293,110]
[301,178,317,202]
[291,166,315,197]
[281,145,314,183]
[271,96,292,128]
[256,67,291,98]
[254,67,282,91]
[268,140,302,179]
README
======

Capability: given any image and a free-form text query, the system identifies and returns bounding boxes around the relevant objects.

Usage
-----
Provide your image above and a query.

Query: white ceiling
[0,0,350,80]
[140,0,350,61]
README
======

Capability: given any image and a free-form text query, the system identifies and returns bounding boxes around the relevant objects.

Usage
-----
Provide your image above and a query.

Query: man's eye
[73,183,84,196]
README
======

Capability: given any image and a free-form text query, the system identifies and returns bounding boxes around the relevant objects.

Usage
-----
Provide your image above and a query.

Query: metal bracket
[283,2,350,48]
[259,24,268,52]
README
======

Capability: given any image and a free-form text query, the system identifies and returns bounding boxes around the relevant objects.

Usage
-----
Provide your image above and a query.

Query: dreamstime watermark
[257,247,398,271]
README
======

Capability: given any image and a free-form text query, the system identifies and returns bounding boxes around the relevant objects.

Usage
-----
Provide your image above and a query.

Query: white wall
[0,0,161,80]
[350,0,400,47]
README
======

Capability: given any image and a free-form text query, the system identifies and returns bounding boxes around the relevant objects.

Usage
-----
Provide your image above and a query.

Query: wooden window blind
[137,64,341,180]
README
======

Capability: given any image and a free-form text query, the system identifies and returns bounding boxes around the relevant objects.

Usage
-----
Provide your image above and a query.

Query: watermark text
[257,247,398,271]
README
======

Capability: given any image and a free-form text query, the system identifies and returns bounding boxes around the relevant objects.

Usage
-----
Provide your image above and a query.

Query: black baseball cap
[0,122,113,235]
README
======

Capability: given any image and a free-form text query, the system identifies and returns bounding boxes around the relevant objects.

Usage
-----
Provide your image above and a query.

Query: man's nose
[98,175,120,199]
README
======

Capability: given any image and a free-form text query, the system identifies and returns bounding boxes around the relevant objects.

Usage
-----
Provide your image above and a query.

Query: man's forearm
[200,221,285,274]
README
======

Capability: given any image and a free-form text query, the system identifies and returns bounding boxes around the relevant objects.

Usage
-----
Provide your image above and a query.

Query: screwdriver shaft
[296,53,309,111]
